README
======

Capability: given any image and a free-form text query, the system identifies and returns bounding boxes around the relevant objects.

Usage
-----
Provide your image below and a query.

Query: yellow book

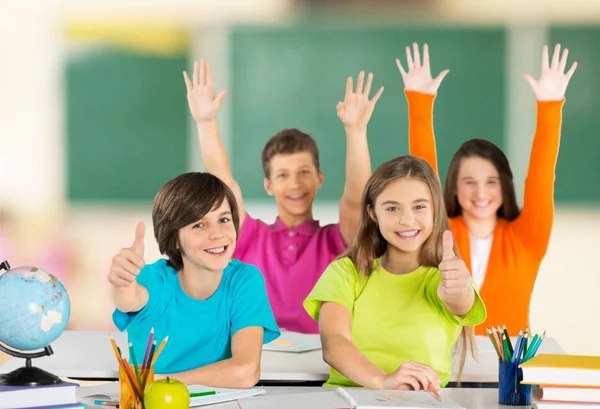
[519,354,600,387]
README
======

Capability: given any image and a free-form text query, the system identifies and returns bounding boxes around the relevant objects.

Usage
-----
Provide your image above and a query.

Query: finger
[193,60,199,87]
[413,43,421,67]
[370,86,384,104]
[522,72,537,92]
[345,77,353,99]
[558,48,569,73]
[442,229,455,260]
[422,43,430,70]
[115,255,143,275]
[132,221,145,257]
[110,276,132,287]
[566,61,578,80]
[363,72,373,97]
[201,59,208,86]
[433,69,450,89]
[405,46,414,71]
[396,58,407,77]
[551,44,561,70]
[541,45,549,70]
[206,61,214,86]
[355,71,365,94]
[115,266,137,282]
[215,89,228,110]
[183,71,193,93]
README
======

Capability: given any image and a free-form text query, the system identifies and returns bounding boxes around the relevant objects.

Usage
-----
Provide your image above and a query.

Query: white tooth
[397,230,418,237]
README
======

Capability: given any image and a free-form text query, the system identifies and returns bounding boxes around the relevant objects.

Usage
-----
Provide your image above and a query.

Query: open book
[335,388,465,409]
[187,385,265,407]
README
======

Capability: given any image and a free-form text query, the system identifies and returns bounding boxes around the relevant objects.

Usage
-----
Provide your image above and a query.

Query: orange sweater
[406,90,564,336]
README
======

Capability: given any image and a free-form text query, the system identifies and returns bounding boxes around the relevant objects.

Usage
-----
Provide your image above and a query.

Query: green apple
[144,377,190,409]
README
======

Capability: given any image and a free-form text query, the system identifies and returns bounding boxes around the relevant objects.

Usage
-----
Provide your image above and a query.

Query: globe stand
[0,343,63,386]
[0,261,63,386]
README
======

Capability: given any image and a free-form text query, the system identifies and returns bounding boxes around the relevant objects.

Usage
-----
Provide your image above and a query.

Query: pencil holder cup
[119,364,155,409]
[498,359,531,406]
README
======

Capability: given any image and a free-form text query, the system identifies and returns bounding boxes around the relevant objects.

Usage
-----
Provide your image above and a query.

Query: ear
[264,177,274,196]
[317,170,324,189]
[367,204,378,224]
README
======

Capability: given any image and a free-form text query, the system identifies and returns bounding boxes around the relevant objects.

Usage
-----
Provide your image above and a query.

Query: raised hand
[396,43,449,95]
[108,222,146,288]
[336,71,384,131]
[378,360,441,391]
[437,230,471,299]
[523,44,577,101]
[183,59,227,123]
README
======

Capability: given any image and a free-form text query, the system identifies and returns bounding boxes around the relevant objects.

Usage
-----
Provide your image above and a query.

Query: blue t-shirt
[112,258,280,374]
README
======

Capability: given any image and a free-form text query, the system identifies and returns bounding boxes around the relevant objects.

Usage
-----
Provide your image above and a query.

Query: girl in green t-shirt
[304,155,486,391]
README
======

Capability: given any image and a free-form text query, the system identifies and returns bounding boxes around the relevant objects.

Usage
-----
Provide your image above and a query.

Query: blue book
[0,381,79,409]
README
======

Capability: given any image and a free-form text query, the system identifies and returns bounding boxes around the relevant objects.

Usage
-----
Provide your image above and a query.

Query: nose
[397,210,414,226]
[208,225,224,240]
[475,183,487,199]
[289,174,301,188]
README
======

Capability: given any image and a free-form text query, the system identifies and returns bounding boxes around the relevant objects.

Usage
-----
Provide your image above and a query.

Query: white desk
[0,330,564,385]
[76,385,534,409]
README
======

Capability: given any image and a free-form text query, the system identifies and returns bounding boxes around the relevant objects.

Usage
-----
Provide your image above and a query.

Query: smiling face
[177,199,237,273]
[264,151,323,222]
[455,156,503,221]
[368,177,434,255]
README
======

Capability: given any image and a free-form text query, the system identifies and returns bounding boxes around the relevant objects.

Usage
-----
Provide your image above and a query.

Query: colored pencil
[142,327,154,369]
[486,328,501,359]
[511,331,523,362]
[429,384,442,402]
[502,325,514,356]
[150,335,169,367]
[190,391,218,397]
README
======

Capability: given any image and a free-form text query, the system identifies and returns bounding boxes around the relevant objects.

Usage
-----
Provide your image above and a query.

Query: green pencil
[191,391,217,397]
[128,342,142,386]
[502,334,512,361]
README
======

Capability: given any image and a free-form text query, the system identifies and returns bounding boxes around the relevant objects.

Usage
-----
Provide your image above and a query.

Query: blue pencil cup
[498,359,531,406]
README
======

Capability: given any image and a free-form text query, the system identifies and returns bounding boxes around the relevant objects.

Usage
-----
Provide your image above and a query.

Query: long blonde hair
[343,155,476,383]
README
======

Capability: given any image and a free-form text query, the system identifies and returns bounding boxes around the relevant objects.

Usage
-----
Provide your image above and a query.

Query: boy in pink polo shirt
[183,60,384,333]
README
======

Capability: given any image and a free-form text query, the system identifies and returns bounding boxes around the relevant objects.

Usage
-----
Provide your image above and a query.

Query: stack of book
[0,380,82,409]
[520,354,600,408]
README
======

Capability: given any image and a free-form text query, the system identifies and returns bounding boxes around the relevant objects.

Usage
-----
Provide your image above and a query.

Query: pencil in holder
[498,359,531,406]
[119,364,154,409]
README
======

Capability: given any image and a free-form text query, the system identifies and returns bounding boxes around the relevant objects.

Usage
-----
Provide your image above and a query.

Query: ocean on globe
[0,265,71,351]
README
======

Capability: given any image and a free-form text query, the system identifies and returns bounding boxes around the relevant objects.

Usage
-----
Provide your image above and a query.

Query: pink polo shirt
[232,213,347,333]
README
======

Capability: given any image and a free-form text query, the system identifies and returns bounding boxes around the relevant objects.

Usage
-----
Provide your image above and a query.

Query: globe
[0,265,71,351]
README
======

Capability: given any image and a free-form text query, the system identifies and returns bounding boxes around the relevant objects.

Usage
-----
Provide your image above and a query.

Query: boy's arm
[338,72,384,245]
[184,60,246,227]
[159,326,263,388]
[396,43,449,175]
[108,222,149,313]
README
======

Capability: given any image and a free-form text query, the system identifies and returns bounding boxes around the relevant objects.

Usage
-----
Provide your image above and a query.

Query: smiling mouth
[473,201,492,208]
[286,193,308,201]
[395,230,421,239]
[204,245,228,255]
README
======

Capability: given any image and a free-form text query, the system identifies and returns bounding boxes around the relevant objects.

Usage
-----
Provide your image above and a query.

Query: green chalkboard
[549,26,600,204]
[230,25,506,201]
[66,48,189,202]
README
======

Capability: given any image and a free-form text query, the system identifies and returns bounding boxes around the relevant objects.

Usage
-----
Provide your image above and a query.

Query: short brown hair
[261,128,320,178]
[152,172,240,271]
[445,139,520,221]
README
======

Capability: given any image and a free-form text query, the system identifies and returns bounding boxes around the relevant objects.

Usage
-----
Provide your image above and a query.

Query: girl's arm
[396,43,449,176]
[338,72,384,245]
[183,59,246,228]
[512,44,577,261]
[320,302,440,391]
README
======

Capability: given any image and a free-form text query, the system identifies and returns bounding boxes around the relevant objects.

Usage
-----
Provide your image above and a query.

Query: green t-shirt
[303,257,486,387]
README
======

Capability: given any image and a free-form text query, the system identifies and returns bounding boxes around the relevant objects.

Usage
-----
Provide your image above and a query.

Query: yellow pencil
[150,335,169,367]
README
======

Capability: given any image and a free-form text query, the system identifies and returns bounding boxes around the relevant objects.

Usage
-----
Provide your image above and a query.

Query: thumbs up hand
[437,230,473,308]
[108,222,147,288]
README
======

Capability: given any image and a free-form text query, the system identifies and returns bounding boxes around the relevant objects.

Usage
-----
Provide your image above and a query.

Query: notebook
[187,385,265,407]
[335,387,465,409]
[0,381,79,409]
[262,331,322,353]
[520,354,600,387]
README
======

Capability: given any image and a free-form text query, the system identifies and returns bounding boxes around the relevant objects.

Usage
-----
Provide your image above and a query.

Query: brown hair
[261,128,320,178]
[152,172,240,271]
[445,139,520,221]
[344,155,475,383]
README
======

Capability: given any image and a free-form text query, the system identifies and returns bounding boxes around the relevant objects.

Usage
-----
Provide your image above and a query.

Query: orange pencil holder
[119,364,155,409]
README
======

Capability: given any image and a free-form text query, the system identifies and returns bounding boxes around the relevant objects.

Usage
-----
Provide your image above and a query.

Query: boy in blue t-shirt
[108,172,280,388]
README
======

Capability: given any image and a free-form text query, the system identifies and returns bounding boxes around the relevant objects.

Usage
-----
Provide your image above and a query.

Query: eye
[385,206,398,212]
[300,169,310,175]
[277,173,288,179]
[466,180,475,185]
[219,217,231,223]
[415,205,427,210]
[192,223,204,229]
[487,179,498,185]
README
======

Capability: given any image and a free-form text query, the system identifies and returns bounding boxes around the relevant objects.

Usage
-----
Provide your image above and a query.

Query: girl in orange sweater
[396,43,577,335]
